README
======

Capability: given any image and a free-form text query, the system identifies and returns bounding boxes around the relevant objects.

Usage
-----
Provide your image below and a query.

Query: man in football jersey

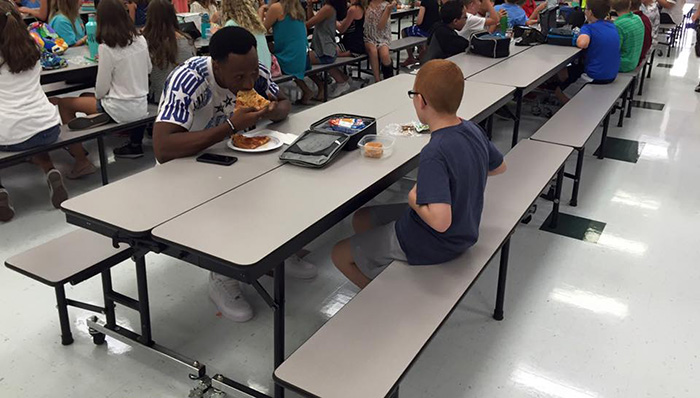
[154,27,316,323]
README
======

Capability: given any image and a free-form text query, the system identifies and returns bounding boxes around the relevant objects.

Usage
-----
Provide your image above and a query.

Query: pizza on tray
[236,90,270,111]
[232,133,271,150]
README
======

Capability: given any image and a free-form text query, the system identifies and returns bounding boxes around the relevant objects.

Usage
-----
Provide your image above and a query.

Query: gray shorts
[350,203,409,279]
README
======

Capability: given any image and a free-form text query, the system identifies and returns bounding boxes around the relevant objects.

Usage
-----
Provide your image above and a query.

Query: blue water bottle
[201,13,210,39]
[86,14,98,61]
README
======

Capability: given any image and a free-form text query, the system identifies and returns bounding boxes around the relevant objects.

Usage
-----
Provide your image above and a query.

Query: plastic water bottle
[201,13,210,39]
[86,14,98,60]
[499,15,508,34]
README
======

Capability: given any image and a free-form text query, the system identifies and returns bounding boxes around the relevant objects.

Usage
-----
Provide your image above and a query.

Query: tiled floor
[2,33,700,398]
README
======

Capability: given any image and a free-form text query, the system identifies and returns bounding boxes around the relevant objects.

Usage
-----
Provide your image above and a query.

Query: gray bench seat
[530,75,633,206]
[274,139,573,398]
[5,229,132,345]
[0,104,158,185]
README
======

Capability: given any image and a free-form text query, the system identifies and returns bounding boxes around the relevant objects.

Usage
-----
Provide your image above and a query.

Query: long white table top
[61,74,419,236]
[151,81,515,267]
[41,46,97,83]
[447,43,532,78]
[468,44,582,90]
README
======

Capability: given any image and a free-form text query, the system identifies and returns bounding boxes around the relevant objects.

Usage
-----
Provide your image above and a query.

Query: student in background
[611,0,643,72]
[190,0,220,24]
[399,0,440,66]
[172,0,188,13]
[19,0,51,21]
[0,3,72,221]
[223,0,270,68]
[52,0,151,178]
[364,0,396,82]
[337,0,367,57]
[306,0,351,98]
[331,59,506,289]
[657,0,685,25]
[521,0,536,16]
[640,0,659,44]
[629,0,651,66]
[459,0,505,40]
[554,0,620,103]
[260,0,315,104]
[113,0,195,158]
[494,0,528,27]
[49,0,87,46]
[424,0,468,61]
[126,0,149,27]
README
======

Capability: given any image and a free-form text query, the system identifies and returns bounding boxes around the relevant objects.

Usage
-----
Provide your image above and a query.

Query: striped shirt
[157,56,279,132]
[614,12,645,73]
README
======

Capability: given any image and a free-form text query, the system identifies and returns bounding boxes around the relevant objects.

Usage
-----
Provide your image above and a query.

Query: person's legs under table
[49,96,98,178]
[365,42,381,82]
[332,204,408,289]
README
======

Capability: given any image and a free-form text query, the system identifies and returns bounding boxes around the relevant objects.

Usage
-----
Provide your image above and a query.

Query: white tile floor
[2,31,700,398]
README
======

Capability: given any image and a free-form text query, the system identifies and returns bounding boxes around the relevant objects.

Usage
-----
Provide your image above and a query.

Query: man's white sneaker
[285,255,318,280]
[329,81,351,98]
[208,273,254,322]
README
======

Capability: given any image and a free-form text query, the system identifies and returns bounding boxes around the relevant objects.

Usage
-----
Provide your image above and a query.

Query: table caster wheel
[89,328,106,345]
[531,105,542,116]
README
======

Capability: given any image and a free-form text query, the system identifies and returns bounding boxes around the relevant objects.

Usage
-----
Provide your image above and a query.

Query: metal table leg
[549,167,565,229]
[569,148,584,207]
[97,135,109,185]
[274,262,286,398]
[511,89,522,148]
[493,238,511,321]
[55,285,74,346]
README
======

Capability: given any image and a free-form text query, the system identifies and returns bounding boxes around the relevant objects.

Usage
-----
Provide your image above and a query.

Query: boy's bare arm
[488,161,507,176]
[408,185,453,233]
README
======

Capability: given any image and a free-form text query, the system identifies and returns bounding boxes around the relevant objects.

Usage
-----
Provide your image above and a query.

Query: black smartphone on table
[196,153,238,166]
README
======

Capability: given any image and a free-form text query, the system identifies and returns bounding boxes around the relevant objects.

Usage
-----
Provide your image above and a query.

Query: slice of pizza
[232,133,271,150]
[236,90,271,111]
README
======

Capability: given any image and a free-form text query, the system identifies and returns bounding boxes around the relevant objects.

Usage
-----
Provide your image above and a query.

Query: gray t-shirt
[311,8,337,57]
[148,35,196,104]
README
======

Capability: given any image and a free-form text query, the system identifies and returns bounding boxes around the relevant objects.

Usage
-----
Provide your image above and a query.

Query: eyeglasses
[407,90,427,105]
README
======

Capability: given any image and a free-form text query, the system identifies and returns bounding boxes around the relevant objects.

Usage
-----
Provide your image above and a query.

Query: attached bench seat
[274,140,573,398]
[530,74,633,206]
[618,51,653,123]
[42,81,94,97]
[5,229,132,345]
[0,104,158,185]
[388,36,428,71]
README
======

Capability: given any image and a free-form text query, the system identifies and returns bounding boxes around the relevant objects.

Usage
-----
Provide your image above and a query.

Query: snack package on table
[328,118,366,134]
[380,121,429,137]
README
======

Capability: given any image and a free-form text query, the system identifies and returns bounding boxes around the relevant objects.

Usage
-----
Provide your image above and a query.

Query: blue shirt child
[395,120,504,265]
[579,20,620,81]
[495,2,528,27]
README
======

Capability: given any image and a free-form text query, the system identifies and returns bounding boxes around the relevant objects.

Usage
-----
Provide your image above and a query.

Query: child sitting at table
[423,0,468,61]
[331,59,506,289]
[49,0,87,46]
[611,0,644,72]
[0,2,82,221]
[306,0,351,98]
[223,0,270,69]
[630,0,652,66]
[494,0,528,27]
[51,0,151,178]
[364,0,396,82]
[459,0,506,40]
[113,0,195,158]
[261,0,315,103]
[554,0,620,103]
[640,0,660,45]
[399,0,440,66]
